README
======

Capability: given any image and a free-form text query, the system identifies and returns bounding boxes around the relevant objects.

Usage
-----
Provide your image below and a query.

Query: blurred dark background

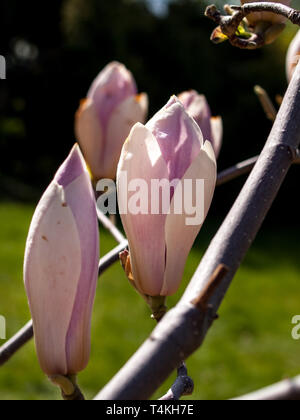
[0,0,298,226]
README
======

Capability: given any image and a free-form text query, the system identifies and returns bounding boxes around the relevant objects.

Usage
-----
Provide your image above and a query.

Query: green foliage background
[0,203,299,400]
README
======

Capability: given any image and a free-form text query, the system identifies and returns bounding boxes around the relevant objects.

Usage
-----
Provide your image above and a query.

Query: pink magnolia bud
[241,0,291,27]
[178,90,223,158]
[75,62,148,180]
[117,97,216,297]
[24,145,99,376]
[286,30,300,82]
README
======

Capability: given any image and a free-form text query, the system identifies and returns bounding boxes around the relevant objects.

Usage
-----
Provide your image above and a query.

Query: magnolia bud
[117,97,216,298]
[286,30,300,82]
[178,90,223,158]
[75,62,148,180]
[24,145,99,376]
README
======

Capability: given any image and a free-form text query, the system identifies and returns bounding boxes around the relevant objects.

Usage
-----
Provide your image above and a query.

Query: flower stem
[49,374,85,401]
[146,296,167,322]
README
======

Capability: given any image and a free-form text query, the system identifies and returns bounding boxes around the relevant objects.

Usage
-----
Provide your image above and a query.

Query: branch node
[191,264,230,312]
[206,2,300,49]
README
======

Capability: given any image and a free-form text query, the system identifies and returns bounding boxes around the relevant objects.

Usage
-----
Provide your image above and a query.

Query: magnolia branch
[96,207,126,244]
[254,86,277,122]
[217,156,259,186]
[0,320,33,367]
[233,375,300,400]
[205,2,300,49]
[95,62,300,400]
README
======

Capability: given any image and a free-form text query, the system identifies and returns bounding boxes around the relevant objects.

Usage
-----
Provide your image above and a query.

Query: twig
[233,375,300,400]
[96,207,126,244]
[159,362,194,401]
[206,3,300,49]
[0,320,33,367]
[217,148,300,187]
[217,156,259,186]
[254,85,277,122]
[98,241,128,276]
[94,61,300,400]
[191,264,229,311]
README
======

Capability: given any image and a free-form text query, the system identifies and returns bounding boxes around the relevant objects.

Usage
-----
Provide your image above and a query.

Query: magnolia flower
[286,30,300,82]
[241,0,291,27]
[117,97,216,298]
[178,90,223,159]
[75,61,148,180]
[24,145,99,377]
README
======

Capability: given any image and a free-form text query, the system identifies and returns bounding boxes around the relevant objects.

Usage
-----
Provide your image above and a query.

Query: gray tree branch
[233,375,300,400]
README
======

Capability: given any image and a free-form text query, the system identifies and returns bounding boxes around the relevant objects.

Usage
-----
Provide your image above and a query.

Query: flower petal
[161,141,216,296]
[75,98,104,180]
[87,62,137,132]
[178,91,212,144]
[286,30,300,82]
[210,116,223,159]
[105,93,149,179]
[146,98,203,182]
[24,182,81,375]
[117,123,168,296]
[64,171,99,374]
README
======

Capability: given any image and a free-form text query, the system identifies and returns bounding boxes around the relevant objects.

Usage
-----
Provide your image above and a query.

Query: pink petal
[88,62,137,134]
[104,93,149,179]
[55,143,88,188]
[24,145,99,375]
[286,30,300,82]
[75,99,105,180]
[64,171,99,374]
[178,90,212,144]
[210,116,223,159]
[146,97,202,183]
[162,141,216,296]
[117,123,168,296]
[24,182,82,375]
